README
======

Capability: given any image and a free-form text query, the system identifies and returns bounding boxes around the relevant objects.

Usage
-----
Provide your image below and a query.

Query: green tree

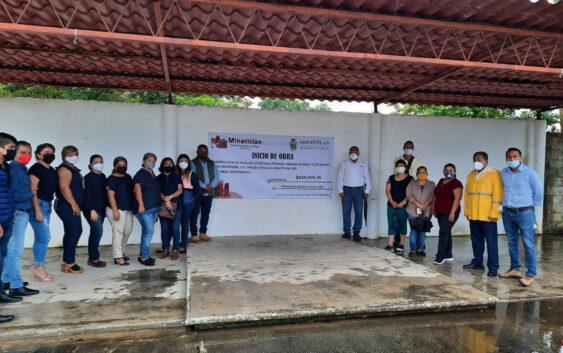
[259,98,331,111]
[388,103,561,132]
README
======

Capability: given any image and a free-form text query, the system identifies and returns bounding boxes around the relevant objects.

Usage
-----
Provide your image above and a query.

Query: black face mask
[4,149,16,162]
[116,166,127,174]
[163,166,175,173]
[198,153,208,161]
[42,153,55,165]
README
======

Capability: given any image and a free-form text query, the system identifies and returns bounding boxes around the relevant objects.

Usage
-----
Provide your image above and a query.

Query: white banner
[209,132,334,199]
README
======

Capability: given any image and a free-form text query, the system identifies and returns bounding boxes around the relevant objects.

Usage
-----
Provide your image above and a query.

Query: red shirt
[433,178,463,214]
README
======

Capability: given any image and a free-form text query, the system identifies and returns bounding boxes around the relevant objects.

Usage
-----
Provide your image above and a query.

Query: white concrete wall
[0,97,546,247]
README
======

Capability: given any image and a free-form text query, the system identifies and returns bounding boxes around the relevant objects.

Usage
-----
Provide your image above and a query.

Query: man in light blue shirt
[498,147,543,287]
[190,144,219,243]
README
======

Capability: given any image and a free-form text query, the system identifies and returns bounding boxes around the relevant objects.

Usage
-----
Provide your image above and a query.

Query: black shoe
[487,270,498,277]
[416,250,426,257]
[138,256,155,264]
[342,233,351,239]
[408,251,415,257]
[2,282,28,291]
[0,315,15,323]
[140,258,155,266]
[384,245,394,252]
[394,244,404,254]
[353,232,361,242]
[463,263,485,270]
[0,292,22,303]
[9,286,39,296]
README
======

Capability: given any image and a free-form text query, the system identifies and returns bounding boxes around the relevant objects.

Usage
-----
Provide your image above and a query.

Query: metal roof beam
[154,1,173,103]
[0,23,560,76]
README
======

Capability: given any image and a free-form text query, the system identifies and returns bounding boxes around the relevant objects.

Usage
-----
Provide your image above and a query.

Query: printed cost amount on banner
[209,132,334,199]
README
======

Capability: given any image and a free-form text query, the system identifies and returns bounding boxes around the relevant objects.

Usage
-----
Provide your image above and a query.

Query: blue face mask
[507,160,521,169]
[146,161,156,170]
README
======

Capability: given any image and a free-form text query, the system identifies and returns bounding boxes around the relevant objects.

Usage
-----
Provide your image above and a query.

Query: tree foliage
[388,103,561,131]
[259,98,331,111]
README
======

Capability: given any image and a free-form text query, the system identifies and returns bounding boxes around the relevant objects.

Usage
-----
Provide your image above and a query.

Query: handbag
[409,214,433,232]
[158,201,178,220]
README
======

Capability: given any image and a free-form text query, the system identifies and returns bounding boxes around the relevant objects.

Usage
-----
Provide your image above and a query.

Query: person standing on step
[498,148,543,287]
[55,145,85,274]
[463,151,502,277]
[432,163,463,265]
[2,141,40,297]
[337,146,371,242]
[190,145,219,243]
[83,154,107,268]
[156,157,183,260]
[0,132,19,323]
[385,159,413,254]
[177,154,200,253]
[405,166,435,258]
[28,143,58,282]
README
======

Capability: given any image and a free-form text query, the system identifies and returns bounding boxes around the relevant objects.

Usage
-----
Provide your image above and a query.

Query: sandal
[61,263,84,274]
[33,266,54,282]
[114,258,129,266]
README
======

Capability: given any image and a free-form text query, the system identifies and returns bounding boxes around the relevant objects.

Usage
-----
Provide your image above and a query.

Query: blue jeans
[1,211,28,288]
[0,219,14,286]
[407,214,429,251]
[29,199,52,266]
[136,207,159,259]
[55,201,83,264]
[86,215,104,261]
[342,187,364,234]
[191,196,212,235]
[469,220,499,271]
[160,207,182,250]
[502,209,536,277]
[180,203,195,248]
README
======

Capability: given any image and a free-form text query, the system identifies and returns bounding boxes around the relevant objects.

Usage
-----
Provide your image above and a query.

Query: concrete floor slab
[0,245,186,340]
[186,235,497,326]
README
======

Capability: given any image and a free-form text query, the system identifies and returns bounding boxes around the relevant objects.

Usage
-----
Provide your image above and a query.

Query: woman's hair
[34,143,55,159]
[158,157,175,173]
[443,163,456,171]
[88,154,103,171]
[142,152,157,161]
[416,166,427,174]
[176,154,191,174]
[112,156,127,174]
[395,159,406,168]
[61,145,78,160]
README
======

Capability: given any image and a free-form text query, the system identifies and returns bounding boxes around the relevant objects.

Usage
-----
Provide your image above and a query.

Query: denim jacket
[9,161,34,209]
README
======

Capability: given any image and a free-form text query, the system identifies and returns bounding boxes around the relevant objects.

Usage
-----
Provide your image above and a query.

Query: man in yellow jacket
[463,151,502,277]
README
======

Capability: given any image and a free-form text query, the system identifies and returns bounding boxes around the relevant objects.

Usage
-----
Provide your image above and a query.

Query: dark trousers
[436,213,459,261]
[341,187,364,234]
[86,216,104,261]
[160,206,182,250]
[469,220,499,271]
[0,219,13,284]
[190,196,213,235]
[55,202,83,264]
[180,203,195,248]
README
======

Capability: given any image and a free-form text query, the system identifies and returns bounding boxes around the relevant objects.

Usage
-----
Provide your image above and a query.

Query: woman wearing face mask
[83,155,107,268]
[177,154,200,253]
[385,160,413,253]
[107,157,134,266]
[28,143,58,281]
[156,158,183,260]
[133,153,160,266]
[55,145,85,274]
[432,163,463,265]
[405,166,436,257]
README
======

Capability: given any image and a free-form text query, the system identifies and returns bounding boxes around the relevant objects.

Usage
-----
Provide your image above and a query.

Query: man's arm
[211,163,220,188]
[363,162,372,195]
[529,169,544,206]
[489,172,503,221]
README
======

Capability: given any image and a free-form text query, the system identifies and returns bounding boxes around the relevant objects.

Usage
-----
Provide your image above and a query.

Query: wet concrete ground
[4,298,562,352]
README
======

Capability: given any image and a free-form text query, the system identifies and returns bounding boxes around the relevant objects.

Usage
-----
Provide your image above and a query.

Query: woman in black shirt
[83,154,107,268]
[385,159,413,254]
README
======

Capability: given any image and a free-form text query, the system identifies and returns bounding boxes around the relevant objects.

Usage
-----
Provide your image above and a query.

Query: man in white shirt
[393,140,424,178]
[337,146,371,242]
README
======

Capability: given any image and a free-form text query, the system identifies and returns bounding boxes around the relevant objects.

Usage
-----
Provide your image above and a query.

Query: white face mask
[178,161,189,170]
[474,161,484,171]
[404,148,414,156]
[349,153,359,161]
[396,166,406,174]
[93,163,104,172]
[66,156,79,165]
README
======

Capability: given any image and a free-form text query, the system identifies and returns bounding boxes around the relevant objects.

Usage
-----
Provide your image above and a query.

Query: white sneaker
[444,257,454,262]
[433,259,445,265]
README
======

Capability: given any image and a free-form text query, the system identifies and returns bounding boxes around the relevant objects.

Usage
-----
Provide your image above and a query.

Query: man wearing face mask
[0,132,19,323]
[3,141,39,297]
[190,145,219,243]
[498,148,543,287]
[337,146,371,242]
[463,151,502,277]
[393,141,424,178]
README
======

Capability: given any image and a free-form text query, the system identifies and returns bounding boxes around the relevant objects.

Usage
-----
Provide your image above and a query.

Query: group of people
[338,140,543,286]
[0,132,220,323]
